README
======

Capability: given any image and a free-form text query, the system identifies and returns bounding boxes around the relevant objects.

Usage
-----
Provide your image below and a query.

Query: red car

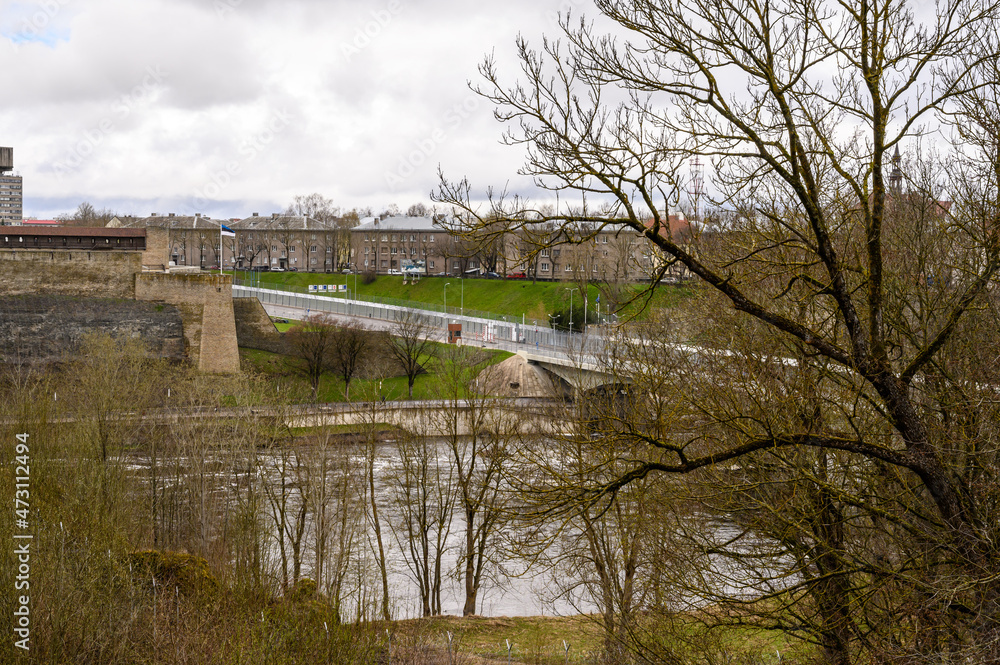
[507,272,527,279]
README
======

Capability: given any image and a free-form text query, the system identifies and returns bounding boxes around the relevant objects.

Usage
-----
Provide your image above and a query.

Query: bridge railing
[233,285,610,360]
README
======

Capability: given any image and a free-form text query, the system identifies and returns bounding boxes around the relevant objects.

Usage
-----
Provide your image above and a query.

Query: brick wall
[142,227,171,269]
[0,249,141,298]
[135,273,240,374]
[0,295,184,365]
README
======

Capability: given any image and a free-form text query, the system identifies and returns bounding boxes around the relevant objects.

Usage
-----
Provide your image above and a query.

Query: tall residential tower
[0,147,23,224]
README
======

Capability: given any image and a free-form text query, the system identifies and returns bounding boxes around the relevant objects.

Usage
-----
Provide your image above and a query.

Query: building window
[429,235,435,242]
[289,246,295,252]
[391,247,397,254]
[565,264,572,271]
[541,249,549,257]
[310,245,317,252]
[541,263,550,271]
[429,261,435,269]
[391,234,398,242]
[381,260,388,267]
[272,245,277,252]
[381,234,388,242]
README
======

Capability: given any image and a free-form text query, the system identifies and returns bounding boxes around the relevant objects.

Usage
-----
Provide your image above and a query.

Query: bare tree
[286,193,341,222]
[328,321,372,400]
[436,0,1000,658]
[388,429,455,617]
[385,310,438,399]
[433,346,513,616]
[286,314,337,400]
[57,201,118,227]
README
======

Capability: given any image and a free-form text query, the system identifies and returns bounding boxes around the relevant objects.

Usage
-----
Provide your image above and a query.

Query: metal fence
[233,284,610,360]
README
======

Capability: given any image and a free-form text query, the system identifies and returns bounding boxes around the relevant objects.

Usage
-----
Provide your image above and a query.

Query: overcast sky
[1,0,589,219]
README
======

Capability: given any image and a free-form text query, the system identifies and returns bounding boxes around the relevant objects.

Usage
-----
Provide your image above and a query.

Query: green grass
[230,270,697,323]
[395,614,806,664]
[239,342,513,403]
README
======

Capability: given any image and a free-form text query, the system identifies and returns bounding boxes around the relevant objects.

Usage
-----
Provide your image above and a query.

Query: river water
[128,436,784,620]
[128,437,596,619]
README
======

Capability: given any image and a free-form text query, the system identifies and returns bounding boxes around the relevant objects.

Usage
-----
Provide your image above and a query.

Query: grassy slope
[230,271,696,322]
[240,342,512,403]
[396,614,800,664]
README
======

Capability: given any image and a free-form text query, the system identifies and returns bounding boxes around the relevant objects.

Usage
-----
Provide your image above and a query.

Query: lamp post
[460,276,464,316]
[444,282,452,315]
[564,288,575,332]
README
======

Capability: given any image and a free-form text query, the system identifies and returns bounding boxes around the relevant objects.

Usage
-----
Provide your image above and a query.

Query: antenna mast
[689,157,705,222]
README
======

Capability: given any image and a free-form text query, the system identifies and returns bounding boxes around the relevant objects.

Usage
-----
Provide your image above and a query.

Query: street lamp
[444,282,452,315]
[564,287,575,332]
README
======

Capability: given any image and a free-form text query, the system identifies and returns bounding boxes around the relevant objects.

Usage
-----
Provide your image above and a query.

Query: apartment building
[232,212,349,272]
[351,216,453,275]
[0,147,23,225]
[505,215,692,282]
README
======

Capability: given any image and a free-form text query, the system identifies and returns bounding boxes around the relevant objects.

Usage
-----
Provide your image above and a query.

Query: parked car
[342,268,353,274]
[485,271,501,279]
[507,272,526,279]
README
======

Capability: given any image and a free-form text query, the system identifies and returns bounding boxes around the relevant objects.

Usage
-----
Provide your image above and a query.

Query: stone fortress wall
[0,227,239,373]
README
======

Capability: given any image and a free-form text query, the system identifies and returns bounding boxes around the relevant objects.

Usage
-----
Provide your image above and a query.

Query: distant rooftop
[233,213,328,230]
[354,216,441,231]
[110,213,223,230]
